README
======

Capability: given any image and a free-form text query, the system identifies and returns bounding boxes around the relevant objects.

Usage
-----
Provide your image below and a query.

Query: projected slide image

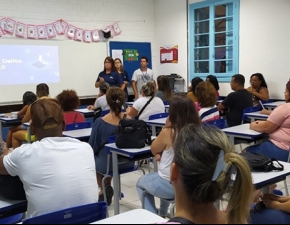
[0,45,60,85]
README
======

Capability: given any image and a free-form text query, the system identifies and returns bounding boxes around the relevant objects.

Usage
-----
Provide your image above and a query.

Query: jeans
[246,141,290,162]
[136,172,175,216]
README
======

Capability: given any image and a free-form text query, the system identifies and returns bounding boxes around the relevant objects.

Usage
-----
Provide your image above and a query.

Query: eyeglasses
[105,62,111,64]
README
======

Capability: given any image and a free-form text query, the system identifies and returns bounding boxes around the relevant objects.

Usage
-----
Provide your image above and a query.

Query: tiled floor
[107,167,153,217]
[106,144,290,218]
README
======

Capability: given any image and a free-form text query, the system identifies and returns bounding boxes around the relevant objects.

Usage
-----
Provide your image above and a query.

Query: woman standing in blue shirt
[95,57,125,90]
[114,58,129,101]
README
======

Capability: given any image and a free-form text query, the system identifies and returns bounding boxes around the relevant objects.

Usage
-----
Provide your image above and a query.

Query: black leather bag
[116,119,152,148]
[115,96,154,148]
[240,152,284,172]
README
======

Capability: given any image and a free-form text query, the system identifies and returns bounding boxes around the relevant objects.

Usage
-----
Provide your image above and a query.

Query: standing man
[132,56,156,99]
[218,74,253,127]
[0,98,98,218]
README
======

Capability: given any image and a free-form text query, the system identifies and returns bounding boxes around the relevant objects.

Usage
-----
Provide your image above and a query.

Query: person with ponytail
[89,87,135,206]
[166,124,253,224]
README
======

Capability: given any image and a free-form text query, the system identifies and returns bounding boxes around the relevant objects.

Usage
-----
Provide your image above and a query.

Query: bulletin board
[109,41,152,83]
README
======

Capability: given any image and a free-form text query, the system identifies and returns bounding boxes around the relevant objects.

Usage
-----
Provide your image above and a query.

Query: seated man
[218,74,252,127]
[0,99,98,218]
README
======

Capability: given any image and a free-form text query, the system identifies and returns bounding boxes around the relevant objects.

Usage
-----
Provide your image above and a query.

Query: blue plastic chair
[65,122,91,131]
[148,113,168,120]
[241,106,261,123]
[0,213,23,224]
[22,201,107,224]
[163,101,169,105]
[100,110,110,117]
[204,118,226,129]
[261,99,273,104]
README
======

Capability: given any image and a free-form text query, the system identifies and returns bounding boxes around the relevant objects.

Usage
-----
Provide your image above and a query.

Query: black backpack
[240,152,284,172]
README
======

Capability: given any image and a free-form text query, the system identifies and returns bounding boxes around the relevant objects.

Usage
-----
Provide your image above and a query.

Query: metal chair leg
[284,180,289,196]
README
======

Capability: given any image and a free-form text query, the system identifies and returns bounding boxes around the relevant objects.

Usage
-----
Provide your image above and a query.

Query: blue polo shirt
[96,71,123,87]
[117,70,129,95]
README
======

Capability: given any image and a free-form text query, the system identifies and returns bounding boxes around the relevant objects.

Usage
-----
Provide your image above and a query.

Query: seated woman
[155,75,173,103]
[247,73,269,106]
[56,89,86,125]
[5,91,37,150]
[195,81,219,122]
[87,82,110,111]
[206,75,220,99]
[245,80,290,162]
[126,81,165,120]
[11,83,50,149]
[187,77,203,102]
[89,87,135,206]
[166,124,253,224]
[136,94,200,217]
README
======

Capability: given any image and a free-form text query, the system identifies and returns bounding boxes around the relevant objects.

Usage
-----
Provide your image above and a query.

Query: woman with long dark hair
[136,94,200,217]
[155,75,173,102]
[247,73,269,106]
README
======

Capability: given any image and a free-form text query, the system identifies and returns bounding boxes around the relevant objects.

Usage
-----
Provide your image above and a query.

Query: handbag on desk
[115,96,153,148]
[240,152,284,172]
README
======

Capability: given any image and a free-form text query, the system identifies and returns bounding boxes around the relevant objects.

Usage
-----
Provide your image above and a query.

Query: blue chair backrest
[200,107,219,120]
[204,118,226,129]
[22,202,107,224]
[101,110,110,117]
[163,101,169,105]
[261,99,273,104]
[65,122,91,131]
[148,113,168,120]
[241,106,261,123]
[107,135,116,144]
[0,213,23,224]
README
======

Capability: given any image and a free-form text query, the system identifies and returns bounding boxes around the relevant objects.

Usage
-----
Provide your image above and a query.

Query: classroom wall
[156,0,290,99]
[0,0,157,102]
[153,0,188,88]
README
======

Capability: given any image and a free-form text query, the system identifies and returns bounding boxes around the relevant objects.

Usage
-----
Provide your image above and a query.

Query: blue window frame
[189,0,240,82]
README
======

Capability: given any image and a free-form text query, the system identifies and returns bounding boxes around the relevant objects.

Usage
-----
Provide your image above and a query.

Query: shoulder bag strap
[135,95,155,120]
[270,159,284,171]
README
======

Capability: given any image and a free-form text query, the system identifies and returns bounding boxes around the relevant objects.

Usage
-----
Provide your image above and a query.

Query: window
[189,0,239,82]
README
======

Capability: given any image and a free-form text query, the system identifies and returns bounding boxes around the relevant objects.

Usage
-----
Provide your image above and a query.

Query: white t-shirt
[132,68,154,94]
[158,146,174,181]
[133,96,165,120]
[3,137,98,218]
[94,95,110,111]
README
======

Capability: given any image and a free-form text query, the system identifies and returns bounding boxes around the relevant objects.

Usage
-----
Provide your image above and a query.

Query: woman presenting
[95,57,125,90]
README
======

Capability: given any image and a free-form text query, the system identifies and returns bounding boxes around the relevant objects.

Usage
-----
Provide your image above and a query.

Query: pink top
[63,111,86,125]
[268,103,290,150]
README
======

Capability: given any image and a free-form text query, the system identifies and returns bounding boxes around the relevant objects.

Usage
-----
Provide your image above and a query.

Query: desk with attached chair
[222,124,263,145]
[105,140,157,215]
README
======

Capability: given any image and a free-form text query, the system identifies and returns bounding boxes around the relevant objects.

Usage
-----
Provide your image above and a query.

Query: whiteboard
[0,37,107,104]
